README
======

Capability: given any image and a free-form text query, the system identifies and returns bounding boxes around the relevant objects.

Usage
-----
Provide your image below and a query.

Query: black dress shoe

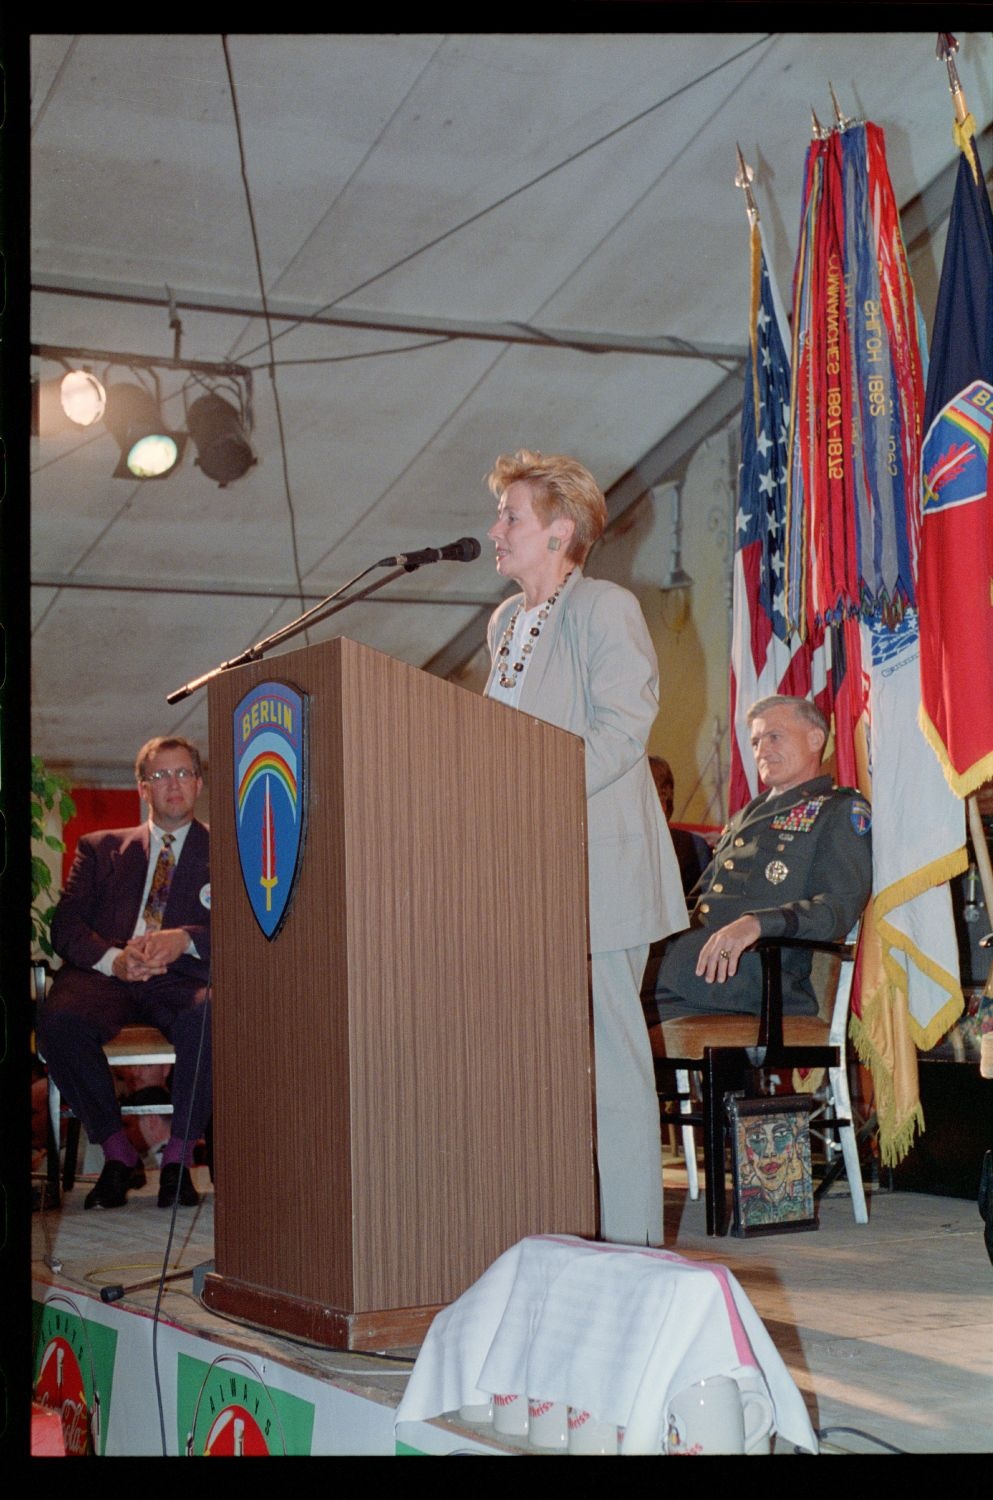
[84,1159,147,1210]
[158,1162,201,1208]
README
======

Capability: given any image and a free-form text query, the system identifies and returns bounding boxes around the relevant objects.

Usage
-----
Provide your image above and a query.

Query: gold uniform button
[734,837,744,847]
[712,883,724,893]
[724,858,734,869]
[699,902,710,914]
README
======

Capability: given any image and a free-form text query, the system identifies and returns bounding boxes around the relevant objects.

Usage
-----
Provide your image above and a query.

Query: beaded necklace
[495,572,573,690]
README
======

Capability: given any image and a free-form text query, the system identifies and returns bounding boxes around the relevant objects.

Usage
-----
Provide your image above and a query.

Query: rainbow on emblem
[237,737,298,821]
[922,379,992,514]
[233,682,308,939]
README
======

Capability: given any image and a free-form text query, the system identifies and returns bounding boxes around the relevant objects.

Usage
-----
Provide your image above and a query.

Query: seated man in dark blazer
[655,696,872,1021]
[648,755,713,897]
[38,735,212,1209]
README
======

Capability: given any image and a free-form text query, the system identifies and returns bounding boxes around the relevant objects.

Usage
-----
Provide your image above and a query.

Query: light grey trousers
[591,944,663,1246]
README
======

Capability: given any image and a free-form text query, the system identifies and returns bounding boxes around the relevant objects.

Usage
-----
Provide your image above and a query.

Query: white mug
[568,1406,618,1456]
[665,1374,746,1456]
[528,1397,568,1449]
[458,1398,493,1424]
[735,1370,776,1455]
[492,1392,529,1438]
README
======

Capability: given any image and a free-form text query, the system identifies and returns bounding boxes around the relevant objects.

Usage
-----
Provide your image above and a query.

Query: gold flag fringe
[918,702,993,801]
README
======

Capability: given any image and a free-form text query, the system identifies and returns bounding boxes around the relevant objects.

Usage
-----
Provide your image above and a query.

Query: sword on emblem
[260,774,278,911]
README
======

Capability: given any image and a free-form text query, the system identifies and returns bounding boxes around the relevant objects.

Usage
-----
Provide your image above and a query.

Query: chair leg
[47,1075,83,1193]
[62,1118,82,1191]
[676,1068,700,1201]
[828,1064,869,1224]
[702,1052,740,1236]
[44,1078,62,1208]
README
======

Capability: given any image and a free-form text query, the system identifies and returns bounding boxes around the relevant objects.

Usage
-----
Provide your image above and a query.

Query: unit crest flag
[917,128,993,795]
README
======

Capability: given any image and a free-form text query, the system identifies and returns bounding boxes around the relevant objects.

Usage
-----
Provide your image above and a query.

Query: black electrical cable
[233,33,777,365]
[817,1425,907,1455]
[221,35,308,622]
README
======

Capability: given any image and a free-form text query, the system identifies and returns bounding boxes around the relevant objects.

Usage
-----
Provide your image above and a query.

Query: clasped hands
[695,914,761,983]
[111,928,191,982]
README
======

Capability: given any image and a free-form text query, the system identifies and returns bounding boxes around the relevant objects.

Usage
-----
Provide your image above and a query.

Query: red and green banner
[32,1296,119,1456]
[177,1351,316,1456]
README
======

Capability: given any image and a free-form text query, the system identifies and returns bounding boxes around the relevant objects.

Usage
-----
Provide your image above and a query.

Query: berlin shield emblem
[233,681,308,939]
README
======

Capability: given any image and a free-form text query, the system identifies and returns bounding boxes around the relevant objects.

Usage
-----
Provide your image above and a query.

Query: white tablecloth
[395,1234,818,1454]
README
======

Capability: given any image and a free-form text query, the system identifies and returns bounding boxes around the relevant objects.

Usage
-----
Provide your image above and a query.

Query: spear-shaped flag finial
[735,143,758,225]
[828,82,854,132]
[810,107,829,141]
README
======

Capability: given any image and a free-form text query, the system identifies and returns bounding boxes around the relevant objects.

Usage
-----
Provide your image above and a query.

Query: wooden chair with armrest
[651,922,869,1235]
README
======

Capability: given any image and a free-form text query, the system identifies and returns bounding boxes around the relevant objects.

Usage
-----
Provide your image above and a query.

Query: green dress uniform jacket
[655,774,872,1017]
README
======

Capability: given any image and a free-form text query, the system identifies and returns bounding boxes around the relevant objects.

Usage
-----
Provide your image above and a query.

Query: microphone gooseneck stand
[166,562,409,704]
[166,536,481,704]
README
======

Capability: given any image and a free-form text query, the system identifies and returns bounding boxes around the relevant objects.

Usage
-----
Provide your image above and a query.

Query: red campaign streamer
[809,133,861,622]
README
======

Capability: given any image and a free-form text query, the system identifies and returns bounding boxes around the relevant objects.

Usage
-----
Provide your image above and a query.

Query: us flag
[728,219,825,814]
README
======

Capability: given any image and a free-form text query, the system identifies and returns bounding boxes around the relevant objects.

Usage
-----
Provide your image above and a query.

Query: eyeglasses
[144,767,197,782]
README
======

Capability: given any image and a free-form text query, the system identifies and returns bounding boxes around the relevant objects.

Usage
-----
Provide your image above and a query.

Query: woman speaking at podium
[484,449,687,1246]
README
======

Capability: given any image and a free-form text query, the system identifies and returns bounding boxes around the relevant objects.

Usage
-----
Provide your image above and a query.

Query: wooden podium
[202,637,596,1349]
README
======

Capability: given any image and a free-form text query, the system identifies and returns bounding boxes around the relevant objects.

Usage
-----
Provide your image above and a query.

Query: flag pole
[735,146,761,434]
[936,31,980,178]
[936,32,970,128]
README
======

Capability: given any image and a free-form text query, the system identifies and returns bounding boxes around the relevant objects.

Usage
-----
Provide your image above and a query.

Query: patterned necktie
[142,834,176,931]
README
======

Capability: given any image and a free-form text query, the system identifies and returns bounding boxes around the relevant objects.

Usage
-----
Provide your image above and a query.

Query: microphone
[378,536,481,569]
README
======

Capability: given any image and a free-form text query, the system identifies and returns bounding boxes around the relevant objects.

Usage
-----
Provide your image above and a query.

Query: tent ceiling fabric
[30,31,993,777]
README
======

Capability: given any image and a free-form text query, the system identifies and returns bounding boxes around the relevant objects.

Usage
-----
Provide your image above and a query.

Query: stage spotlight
[186,392,256,486]
[103,382,186,479]
[31,369,107,434]
[60,369,106,426]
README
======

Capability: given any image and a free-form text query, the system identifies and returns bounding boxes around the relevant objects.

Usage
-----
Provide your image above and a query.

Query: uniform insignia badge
[765,859,789,884]
[850,799,871,836]
[771,796,827,833]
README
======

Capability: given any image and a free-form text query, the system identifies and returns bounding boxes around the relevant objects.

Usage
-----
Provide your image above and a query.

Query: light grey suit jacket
[486,569,688,953]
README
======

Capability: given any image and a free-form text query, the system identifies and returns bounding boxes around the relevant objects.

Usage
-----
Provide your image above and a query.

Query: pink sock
[160,1138,194,1168]
[101,1130,140,1167]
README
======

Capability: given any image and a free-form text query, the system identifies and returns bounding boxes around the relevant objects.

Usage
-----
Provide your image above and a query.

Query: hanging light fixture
[31,368,107,434]
[31,342,254,482]
[59,368,107,426]
[103,380,186,480]
[186,391,256,486]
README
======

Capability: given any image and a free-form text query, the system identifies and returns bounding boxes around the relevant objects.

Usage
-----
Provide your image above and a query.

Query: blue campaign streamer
[842,127,918,614]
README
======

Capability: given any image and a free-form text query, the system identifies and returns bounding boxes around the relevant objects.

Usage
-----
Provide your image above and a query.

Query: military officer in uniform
[655,694,872,1020]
